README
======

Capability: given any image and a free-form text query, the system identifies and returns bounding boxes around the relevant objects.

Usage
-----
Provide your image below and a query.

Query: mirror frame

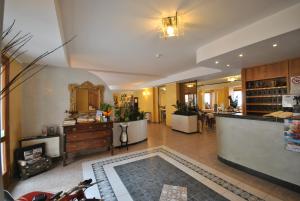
[69,81,104,113]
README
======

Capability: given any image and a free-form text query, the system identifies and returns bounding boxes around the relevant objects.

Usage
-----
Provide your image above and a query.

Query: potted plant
[171,101,198,133]
[293,96,300,116]
[112,104,147,147]
[228,95,238,112]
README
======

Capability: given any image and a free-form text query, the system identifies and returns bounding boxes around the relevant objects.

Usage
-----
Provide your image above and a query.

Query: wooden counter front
[63,122,113,165]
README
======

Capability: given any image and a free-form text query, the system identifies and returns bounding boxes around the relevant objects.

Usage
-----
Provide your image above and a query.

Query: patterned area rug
[115,156,227,201]
[82,146,280,201]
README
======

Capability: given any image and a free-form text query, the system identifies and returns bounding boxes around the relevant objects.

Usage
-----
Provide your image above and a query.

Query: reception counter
[215,113,300,191]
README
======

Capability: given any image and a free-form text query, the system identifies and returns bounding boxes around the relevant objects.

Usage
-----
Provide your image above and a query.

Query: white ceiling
[198,29,300,70]
[3,0,68,67]
[3,0,300,90]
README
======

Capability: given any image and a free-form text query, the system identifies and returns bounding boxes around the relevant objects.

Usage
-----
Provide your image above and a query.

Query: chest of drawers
[63,122,113,165]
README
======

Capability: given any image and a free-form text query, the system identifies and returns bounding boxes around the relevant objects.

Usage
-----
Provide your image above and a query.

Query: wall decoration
[284,119,300,152]
[290,76,300,94]
[68,81,104,113]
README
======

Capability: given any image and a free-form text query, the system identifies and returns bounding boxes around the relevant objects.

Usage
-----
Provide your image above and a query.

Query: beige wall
[165,83,179,126]
[133,88,154,115]
[9,60,23,171]
[153,87,159,123]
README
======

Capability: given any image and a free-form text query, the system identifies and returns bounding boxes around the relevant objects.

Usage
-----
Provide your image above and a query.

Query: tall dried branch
[1,19,15,40]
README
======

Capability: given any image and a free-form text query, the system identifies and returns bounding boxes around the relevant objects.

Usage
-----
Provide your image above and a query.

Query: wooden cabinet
[244,61,289,81]
[289,58,300,77]
[63,122,113,165]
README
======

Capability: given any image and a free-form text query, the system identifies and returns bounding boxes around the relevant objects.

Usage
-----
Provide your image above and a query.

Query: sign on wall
[290,76,300,94]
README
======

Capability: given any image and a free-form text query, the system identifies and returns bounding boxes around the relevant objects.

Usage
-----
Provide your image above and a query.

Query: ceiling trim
[134,66,222,90]
[54,0,70,67]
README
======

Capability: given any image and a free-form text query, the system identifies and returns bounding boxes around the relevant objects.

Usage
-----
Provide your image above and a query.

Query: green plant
[294,96,300,105]
[228,96,238,109]
[172,100,197,116]
[139,111,145,120]
[100,103,112,112]
[114,105,145,122]
[114,108,121,121]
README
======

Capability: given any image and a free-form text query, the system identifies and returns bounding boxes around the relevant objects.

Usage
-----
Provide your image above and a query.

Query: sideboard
[63,122,113,165]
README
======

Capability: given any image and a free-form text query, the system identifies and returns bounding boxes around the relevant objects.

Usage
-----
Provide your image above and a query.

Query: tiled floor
[11,123,300,201]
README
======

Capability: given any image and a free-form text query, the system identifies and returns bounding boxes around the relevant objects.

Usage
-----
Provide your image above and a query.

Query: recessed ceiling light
[226,64,230,67]
[215,61,219,64]
[239,53,243,57]
[273,43,278,47]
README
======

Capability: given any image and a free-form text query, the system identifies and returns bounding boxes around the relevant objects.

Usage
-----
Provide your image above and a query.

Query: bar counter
[215,113,300,192]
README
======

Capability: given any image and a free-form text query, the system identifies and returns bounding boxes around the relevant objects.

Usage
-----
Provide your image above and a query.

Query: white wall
[21,66,113,136]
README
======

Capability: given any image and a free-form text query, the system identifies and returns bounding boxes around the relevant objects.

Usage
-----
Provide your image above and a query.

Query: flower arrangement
[100,103,113,117]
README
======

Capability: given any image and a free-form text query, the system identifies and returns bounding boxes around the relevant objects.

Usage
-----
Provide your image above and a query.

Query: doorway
[158,86,166,124]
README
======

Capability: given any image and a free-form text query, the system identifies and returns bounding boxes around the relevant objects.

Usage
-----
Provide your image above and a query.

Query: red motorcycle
[5,179,103,201]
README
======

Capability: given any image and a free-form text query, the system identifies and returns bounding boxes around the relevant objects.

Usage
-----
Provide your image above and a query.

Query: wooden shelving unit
[246,95,282,98]
[241,58,300,115]
[245,77,287,114]
[247,103,282,106]
[246,86,287,91]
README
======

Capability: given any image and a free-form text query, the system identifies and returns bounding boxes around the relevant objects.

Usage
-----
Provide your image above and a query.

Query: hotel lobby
[1,1,300,201]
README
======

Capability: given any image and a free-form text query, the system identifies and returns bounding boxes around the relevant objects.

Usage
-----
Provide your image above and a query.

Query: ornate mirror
[69,81,104,113]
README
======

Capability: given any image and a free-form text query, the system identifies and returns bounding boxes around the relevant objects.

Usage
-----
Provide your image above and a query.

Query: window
[184,94,197,107]
[233,90,242,107]
[204,93,211,108]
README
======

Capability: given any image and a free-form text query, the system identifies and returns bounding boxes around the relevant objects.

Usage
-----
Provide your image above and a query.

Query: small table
[119,123,129,150]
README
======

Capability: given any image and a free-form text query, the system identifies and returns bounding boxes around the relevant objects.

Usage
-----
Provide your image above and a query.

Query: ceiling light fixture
[142,90,150,96]
[186,83,194,88]
[226,64,230,67]
[239,53,243,57]
[155,53,162,58]
[227,77,236,82]
[161,12,183,39]
[273,43,278,47]
[215,61,219,64]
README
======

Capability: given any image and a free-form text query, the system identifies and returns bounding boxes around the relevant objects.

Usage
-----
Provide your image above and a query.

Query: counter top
[214,112,284,122]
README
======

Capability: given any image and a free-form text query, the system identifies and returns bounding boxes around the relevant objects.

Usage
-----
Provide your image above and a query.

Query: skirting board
[171,129,199,134]
[218,155,300,193]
